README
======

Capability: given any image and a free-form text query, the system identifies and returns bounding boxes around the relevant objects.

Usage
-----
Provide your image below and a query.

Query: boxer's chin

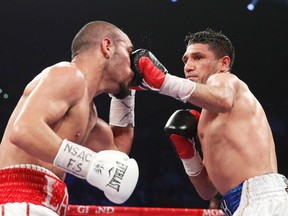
[113,82,130,99]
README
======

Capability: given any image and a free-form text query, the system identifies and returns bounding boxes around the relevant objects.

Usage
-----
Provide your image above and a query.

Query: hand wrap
[109,90,136,127]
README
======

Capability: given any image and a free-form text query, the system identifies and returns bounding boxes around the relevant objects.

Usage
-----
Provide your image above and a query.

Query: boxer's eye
[194,55,202,61]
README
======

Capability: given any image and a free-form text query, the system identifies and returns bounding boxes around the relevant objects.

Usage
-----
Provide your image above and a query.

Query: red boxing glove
[130,49,168,91]
[169,134,196,159]
[164,109,203,176]
[130,49,196,103]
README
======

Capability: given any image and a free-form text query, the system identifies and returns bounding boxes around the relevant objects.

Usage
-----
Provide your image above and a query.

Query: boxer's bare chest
[61,101,97,145]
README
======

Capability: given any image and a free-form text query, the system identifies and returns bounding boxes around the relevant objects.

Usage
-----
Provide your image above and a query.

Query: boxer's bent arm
[10,65,85,163]
[111,125,134,154]
[84,118,133,154]
[108,90,135,154]
[189,166,218,200]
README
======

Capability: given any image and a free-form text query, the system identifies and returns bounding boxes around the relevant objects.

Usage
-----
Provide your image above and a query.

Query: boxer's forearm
[189,167,218,200]
[111,125,134,154]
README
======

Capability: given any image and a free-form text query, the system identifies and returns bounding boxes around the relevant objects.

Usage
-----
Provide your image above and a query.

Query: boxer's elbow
[198,190,218,201]
[10,121,32,148]
[196,182,218,200]
[189,168,218,200]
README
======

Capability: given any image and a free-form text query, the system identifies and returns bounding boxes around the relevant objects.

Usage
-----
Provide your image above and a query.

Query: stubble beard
[113,81,130,99]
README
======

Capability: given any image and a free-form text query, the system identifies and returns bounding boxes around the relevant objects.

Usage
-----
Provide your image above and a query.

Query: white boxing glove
[86,150,139,204]
[53,139,139,204]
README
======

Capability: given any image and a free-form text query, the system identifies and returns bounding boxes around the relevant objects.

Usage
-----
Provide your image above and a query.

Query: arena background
[0,0,287,209]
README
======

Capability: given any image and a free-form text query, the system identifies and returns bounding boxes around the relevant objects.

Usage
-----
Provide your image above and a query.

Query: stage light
[247,0,259,11]
[3,94,9,99]
[247,3,255,10]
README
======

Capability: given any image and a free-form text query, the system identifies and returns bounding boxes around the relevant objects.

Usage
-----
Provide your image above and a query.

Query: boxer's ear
[219,56,230,72]
[101,37,112,59]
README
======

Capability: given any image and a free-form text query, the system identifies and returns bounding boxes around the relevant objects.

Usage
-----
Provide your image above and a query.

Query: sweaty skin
[0,22,135,181]
[182,43,277,199]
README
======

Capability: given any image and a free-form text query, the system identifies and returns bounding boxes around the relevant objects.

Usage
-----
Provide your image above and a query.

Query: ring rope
[67,205,225,216]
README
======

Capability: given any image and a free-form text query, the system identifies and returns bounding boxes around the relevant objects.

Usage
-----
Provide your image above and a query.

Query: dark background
[0,0,287,208]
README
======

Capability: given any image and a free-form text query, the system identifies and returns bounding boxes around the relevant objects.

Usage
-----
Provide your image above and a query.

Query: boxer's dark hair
[185,28,235,70]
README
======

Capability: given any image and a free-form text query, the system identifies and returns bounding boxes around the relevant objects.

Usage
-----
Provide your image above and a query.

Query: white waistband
[244,173,288,202]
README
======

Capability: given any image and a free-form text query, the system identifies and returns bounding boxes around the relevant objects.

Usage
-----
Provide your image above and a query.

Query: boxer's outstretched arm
[130,49,235,113]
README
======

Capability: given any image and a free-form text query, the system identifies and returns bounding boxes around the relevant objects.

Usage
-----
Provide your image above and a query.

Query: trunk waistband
[220,182,243,216]
[0,164,68,216]
[220,173,288,216]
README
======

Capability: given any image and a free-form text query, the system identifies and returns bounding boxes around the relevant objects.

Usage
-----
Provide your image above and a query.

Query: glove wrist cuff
[53,139,96,179]
[109,90,136,127]
[160,74,195,102]
[181,152,203,176]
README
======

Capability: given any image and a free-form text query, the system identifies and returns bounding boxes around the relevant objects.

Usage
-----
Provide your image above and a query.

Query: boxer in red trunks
[0,21,139,215]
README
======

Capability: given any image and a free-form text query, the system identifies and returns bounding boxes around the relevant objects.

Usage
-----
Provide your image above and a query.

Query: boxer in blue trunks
[130,28,288,215]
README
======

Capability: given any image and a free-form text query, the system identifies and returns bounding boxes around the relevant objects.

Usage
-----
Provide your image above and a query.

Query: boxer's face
[182,43,223,84]
[110,34,134,99]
